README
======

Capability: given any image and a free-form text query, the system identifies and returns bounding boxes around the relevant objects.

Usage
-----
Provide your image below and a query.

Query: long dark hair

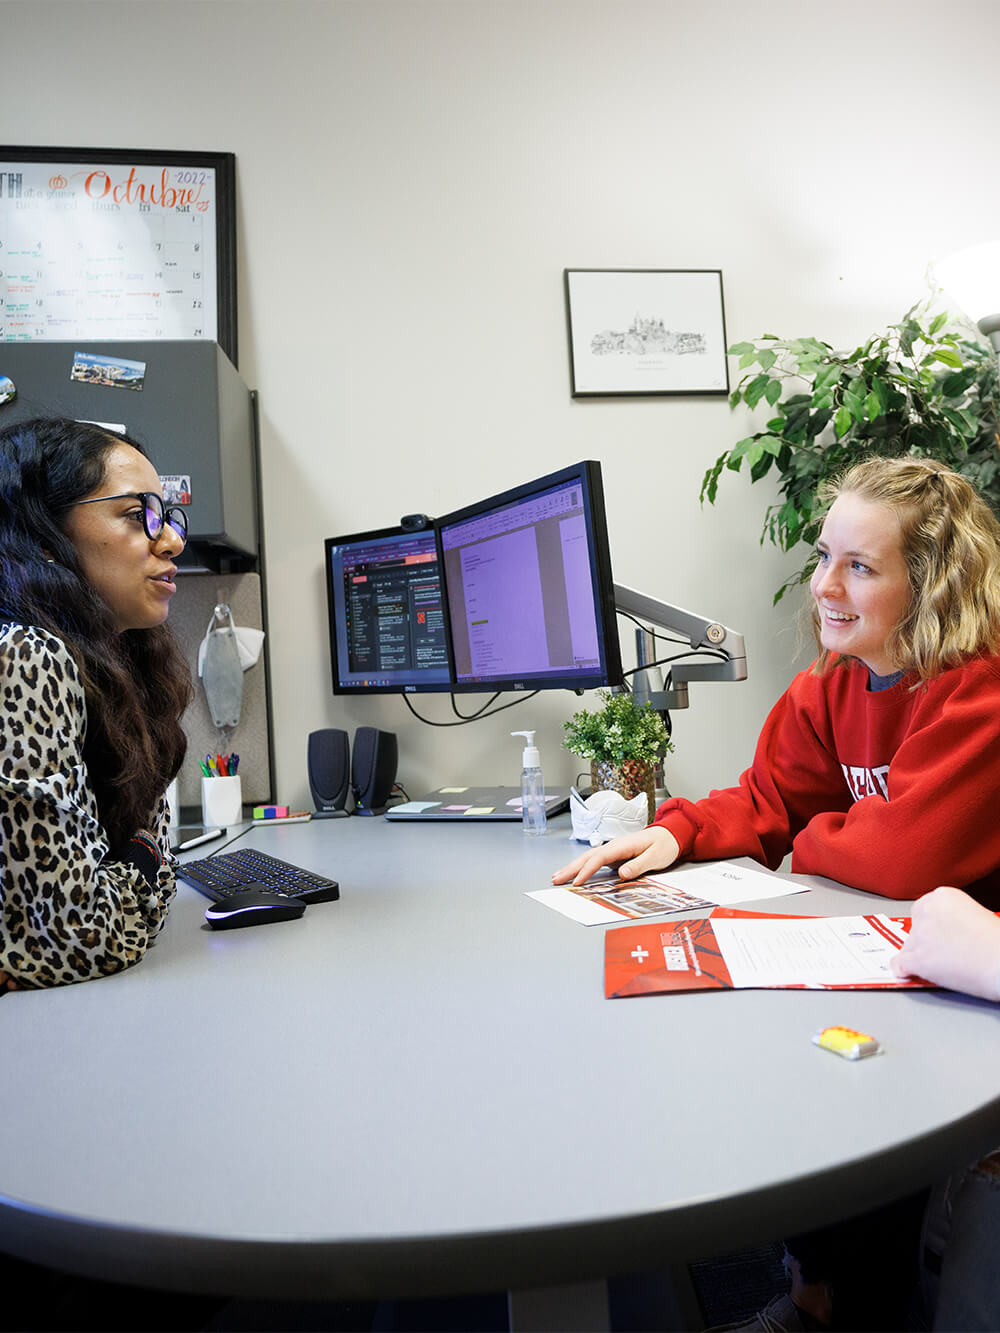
[0,417,193,847]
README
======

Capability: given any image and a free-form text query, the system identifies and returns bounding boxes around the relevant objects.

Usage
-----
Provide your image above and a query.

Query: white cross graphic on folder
[631,947,649,963]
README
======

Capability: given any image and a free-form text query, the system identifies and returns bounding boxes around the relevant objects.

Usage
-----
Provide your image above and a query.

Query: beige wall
[5,0,1000,807]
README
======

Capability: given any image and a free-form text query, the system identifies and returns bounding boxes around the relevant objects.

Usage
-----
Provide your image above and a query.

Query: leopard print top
[0,622,175,987]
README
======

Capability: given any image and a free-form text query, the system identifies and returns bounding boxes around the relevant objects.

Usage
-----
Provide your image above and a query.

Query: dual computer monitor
[324,460,623,696]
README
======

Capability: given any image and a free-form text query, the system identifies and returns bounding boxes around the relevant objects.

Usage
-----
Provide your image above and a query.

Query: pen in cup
[201,753,239,778]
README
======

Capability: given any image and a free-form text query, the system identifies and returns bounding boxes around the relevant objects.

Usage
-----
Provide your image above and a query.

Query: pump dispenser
[511,730,546,835]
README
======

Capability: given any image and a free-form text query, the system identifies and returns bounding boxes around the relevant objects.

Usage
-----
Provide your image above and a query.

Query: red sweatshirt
[653,655,1000,904]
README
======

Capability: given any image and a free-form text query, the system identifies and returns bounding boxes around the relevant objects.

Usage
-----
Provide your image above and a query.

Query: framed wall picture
[0,146,238,364]
[564,268,729,398]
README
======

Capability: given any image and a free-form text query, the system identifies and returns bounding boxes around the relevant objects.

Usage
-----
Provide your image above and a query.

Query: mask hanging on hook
[199,604,244,731]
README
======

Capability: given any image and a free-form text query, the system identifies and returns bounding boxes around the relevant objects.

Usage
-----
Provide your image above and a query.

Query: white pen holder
[201,775,242,827]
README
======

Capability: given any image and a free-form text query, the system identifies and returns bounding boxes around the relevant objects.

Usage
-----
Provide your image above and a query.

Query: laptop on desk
[385,785,571,821]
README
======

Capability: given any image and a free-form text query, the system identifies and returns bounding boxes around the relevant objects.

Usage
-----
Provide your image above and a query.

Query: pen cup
[201,775,242,828]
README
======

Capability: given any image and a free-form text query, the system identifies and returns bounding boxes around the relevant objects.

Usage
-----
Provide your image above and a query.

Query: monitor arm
[614,582,748,711]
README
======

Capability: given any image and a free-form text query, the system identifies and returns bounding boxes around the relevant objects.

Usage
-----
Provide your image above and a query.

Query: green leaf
[806,407,833,438]
[728,341,755,356]
[843,377,867,417]
[865,379,889,419]
[700,456,727,504]
[749,450,774,482]
[939,368,975,398]
[724,436,759,471]
[813,362,842,392]
[929,311,949,335]
[834,405,853,438]
[744,374,772,409]
[764,379,782,405]
[794,337,831,357]
[941,406,976,438]
[782,408,810,440]
[931,348,963,369]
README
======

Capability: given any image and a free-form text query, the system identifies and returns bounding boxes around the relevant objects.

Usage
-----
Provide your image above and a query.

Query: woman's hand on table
[552,826,680,887]
[890,885,1000,1000]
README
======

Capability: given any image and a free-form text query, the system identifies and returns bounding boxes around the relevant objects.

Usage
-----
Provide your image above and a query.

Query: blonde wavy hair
[811,456,1000,680]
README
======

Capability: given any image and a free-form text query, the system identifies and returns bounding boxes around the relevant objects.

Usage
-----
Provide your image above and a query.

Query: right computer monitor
[438,460,623,693]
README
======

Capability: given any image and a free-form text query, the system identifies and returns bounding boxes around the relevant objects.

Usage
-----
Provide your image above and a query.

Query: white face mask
[197,616,265,676]
[197,605,265,731]
[569,787,649,846]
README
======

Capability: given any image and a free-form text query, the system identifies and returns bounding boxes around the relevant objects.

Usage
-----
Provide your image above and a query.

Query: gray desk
[3,817,1000,1324]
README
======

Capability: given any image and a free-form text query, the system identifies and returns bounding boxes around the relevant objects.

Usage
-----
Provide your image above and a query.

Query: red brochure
[603,909,928,999]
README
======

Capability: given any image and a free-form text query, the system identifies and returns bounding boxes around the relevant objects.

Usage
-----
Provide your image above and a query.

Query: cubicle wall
[168,571,272,813]
[0,340,258,564]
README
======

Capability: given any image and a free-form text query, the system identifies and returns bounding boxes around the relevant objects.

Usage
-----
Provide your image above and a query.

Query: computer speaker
[351,726,398,816]
[307,728,351,818]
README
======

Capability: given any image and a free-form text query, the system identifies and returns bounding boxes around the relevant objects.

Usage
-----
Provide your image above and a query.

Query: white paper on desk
[527,888,624,925]
[644,861,807,907]
[711,914,908,988]
[528,861,805,926]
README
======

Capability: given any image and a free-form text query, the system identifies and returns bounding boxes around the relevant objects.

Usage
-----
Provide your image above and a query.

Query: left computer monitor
[324,525,452,694]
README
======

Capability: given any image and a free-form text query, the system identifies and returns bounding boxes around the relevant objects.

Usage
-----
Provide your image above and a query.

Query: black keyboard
[178,848,340,905]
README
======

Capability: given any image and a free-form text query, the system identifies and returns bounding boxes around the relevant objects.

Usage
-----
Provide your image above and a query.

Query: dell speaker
[307,728,351,818]
[352,727,398,816]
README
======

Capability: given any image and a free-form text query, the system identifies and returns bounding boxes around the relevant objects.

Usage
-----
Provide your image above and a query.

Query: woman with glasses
[0,417,193,989]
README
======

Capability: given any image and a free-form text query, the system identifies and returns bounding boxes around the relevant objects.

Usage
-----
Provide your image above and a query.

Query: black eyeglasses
[69,491,188,544]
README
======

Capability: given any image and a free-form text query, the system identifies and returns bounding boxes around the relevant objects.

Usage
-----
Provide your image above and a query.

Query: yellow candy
[812,1024,881,1061]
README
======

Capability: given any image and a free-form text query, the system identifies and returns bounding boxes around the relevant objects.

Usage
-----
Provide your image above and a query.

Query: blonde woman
[554,455,1000,1331]
[556,455,1000,908]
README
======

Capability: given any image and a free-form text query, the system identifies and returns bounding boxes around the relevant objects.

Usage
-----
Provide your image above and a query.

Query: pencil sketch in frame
[564,269,730,397]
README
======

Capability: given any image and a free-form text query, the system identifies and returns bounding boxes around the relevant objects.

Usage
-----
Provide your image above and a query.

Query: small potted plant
[562,689,672,823]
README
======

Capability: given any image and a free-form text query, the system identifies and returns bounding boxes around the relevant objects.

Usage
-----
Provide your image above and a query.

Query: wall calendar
[0,147,238,364]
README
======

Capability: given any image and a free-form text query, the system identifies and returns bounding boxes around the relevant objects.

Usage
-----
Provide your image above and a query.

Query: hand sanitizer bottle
[511,730,546,835]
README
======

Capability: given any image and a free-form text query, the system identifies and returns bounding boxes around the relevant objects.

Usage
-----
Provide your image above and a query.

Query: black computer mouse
[204,886,307,930]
